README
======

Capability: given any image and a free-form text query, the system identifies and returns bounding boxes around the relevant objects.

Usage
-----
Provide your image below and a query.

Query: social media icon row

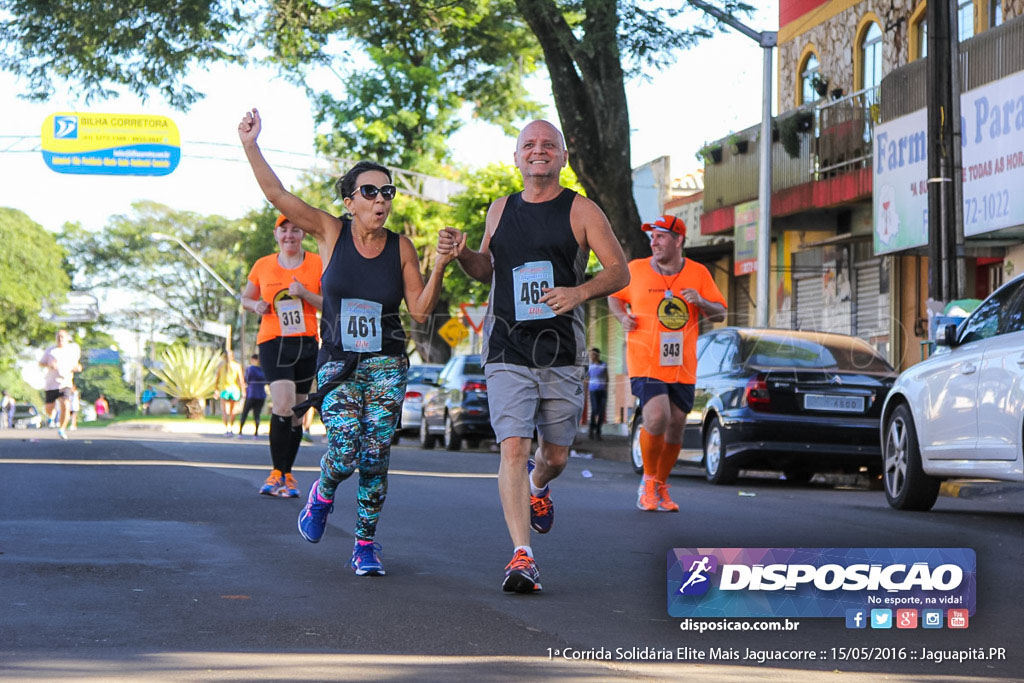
[846,608,969,629]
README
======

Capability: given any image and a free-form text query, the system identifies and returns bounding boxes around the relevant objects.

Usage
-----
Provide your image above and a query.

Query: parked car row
[627,273,1024,512]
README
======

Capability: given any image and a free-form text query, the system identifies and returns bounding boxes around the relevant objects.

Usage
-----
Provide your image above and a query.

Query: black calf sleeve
[269,414,292,472]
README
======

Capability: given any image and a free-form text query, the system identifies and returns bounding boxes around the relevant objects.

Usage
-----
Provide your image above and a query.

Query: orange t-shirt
[247,252,323,344]
[610,258,727,383]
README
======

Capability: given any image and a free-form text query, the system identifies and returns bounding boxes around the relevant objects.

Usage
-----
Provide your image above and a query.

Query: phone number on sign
[965,190,1010,225]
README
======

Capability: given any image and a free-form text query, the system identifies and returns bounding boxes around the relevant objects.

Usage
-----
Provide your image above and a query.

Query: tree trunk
[514,0,651,261]
[184,398,204,420]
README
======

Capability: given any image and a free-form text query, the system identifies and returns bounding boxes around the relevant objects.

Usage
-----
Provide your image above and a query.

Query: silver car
[398,364,444,436]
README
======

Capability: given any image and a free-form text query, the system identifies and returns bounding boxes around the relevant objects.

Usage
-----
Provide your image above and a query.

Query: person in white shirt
[0,390,15,429]
[38,329,82,439]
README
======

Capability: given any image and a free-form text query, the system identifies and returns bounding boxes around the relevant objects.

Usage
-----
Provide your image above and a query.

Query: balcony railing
[814,87,878,177]
[702,88,877,212]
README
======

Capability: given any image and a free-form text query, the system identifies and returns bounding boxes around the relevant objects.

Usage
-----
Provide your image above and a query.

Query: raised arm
[238,108,340,246]
[400,235,457,324]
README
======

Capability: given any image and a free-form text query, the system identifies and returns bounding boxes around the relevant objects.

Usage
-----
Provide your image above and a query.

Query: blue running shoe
[526,459,554,534]
[297,481,333,543]
[351,541,385,576]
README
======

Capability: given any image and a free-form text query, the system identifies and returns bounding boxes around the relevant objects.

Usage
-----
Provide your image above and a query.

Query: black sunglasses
[349,184,397,200]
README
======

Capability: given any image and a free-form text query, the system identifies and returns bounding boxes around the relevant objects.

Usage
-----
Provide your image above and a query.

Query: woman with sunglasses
[239,107,457,577]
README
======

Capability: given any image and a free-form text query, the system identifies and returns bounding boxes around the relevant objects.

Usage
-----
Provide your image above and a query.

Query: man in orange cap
[609,214,726,512]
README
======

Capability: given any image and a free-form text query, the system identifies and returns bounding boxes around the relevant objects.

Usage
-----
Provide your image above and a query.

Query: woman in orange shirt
[241,214,323,498]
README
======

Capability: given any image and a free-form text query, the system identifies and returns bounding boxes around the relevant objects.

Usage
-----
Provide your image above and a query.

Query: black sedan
[419,354,494,450]
[629,327,897,484]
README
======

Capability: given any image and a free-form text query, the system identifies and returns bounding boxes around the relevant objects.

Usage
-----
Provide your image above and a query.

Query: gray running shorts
[484,363,586,446]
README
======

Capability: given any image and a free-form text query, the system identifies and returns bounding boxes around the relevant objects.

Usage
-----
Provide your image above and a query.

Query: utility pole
[689,0,776,326]
[926,0,965,302]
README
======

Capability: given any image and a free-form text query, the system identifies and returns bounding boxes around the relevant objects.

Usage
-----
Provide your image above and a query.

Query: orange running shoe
[656,482,679,512]
[502,549,542,593]
[281,473,300,498]
[259,469,284,496]
[636,478,659,511]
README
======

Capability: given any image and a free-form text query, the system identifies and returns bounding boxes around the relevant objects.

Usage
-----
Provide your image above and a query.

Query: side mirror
[934,323,958,347]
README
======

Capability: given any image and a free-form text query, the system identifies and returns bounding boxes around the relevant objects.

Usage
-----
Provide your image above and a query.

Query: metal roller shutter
[732,275,753,327]
[855,261,887,338]
[795,275,824,331]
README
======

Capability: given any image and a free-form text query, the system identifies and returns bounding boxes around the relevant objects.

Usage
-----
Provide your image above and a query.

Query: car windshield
[463,361,484,376]
[741,333,893,373]
[407,366,441,384]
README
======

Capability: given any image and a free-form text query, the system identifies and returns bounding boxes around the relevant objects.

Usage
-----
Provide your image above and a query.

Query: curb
[939,479,1022,499]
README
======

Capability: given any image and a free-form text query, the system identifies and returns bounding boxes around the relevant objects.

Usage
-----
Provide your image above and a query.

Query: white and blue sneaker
[351,540,385,576]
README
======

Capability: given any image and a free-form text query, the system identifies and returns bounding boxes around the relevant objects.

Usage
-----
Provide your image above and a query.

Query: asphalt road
[1,427,1022,681]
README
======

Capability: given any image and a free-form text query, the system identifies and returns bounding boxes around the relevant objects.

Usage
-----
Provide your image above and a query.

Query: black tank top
[484,189,588,368]
[319,221,407,365]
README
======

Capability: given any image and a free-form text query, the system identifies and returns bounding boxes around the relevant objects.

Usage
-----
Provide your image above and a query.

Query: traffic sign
[438,318,469,348]
[459,303,487,333]
[201,320,231,338]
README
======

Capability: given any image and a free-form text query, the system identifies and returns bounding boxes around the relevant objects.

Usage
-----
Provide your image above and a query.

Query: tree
[0,207,70,370]
[1,0,752,259]
[150,344,222,419]
[57,202,248,347]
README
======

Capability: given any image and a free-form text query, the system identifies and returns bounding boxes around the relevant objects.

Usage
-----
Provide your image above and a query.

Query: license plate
[803,393,865,413]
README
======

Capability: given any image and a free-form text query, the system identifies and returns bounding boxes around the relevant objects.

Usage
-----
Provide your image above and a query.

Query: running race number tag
[340,298,383,352]
[276,298,305,335]
[512,261,556,321]
[659,331,683,367]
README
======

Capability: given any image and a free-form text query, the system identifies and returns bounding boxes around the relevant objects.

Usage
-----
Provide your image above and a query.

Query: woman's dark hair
[335,161,393,200]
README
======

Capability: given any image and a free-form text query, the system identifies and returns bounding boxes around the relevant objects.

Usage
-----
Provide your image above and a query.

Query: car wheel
[629,412,644,475]
[444,413,462,451]
[783,467,814,484]
[419,415,437,450]
[703,416,737,485]
[883,404,940,511]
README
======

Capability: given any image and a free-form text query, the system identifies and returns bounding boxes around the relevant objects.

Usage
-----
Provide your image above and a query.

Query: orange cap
[274,214,289,228]
[641,214,686,236]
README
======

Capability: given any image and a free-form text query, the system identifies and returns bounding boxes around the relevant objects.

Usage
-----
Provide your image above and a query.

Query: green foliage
[0,364,41,406]
[0,0,252,108]
[778,110,815,159]
[269,0,544,168]
[57,202,248,346]
[0,207,70,371]
[150,344,222,418]
[74,329,135,415]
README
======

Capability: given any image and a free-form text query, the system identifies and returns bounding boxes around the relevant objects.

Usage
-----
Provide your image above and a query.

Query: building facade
[700,0,1024,370]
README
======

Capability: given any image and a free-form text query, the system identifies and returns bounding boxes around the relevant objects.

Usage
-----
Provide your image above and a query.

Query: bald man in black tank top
[439,120,629,594]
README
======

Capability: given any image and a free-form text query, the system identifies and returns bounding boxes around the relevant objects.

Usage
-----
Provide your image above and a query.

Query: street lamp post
[150,232,246,361]
[689,1,776,327]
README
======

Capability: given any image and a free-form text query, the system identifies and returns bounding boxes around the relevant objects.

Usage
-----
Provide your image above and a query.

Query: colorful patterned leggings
[317,355,407,541]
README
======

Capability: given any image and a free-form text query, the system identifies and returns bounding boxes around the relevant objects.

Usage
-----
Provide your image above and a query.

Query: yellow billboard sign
[41,112,180,176]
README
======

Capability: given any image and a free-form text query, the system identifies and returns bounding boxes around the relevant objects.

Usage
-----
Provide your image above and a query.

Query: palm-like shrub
[150,345,222,419]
